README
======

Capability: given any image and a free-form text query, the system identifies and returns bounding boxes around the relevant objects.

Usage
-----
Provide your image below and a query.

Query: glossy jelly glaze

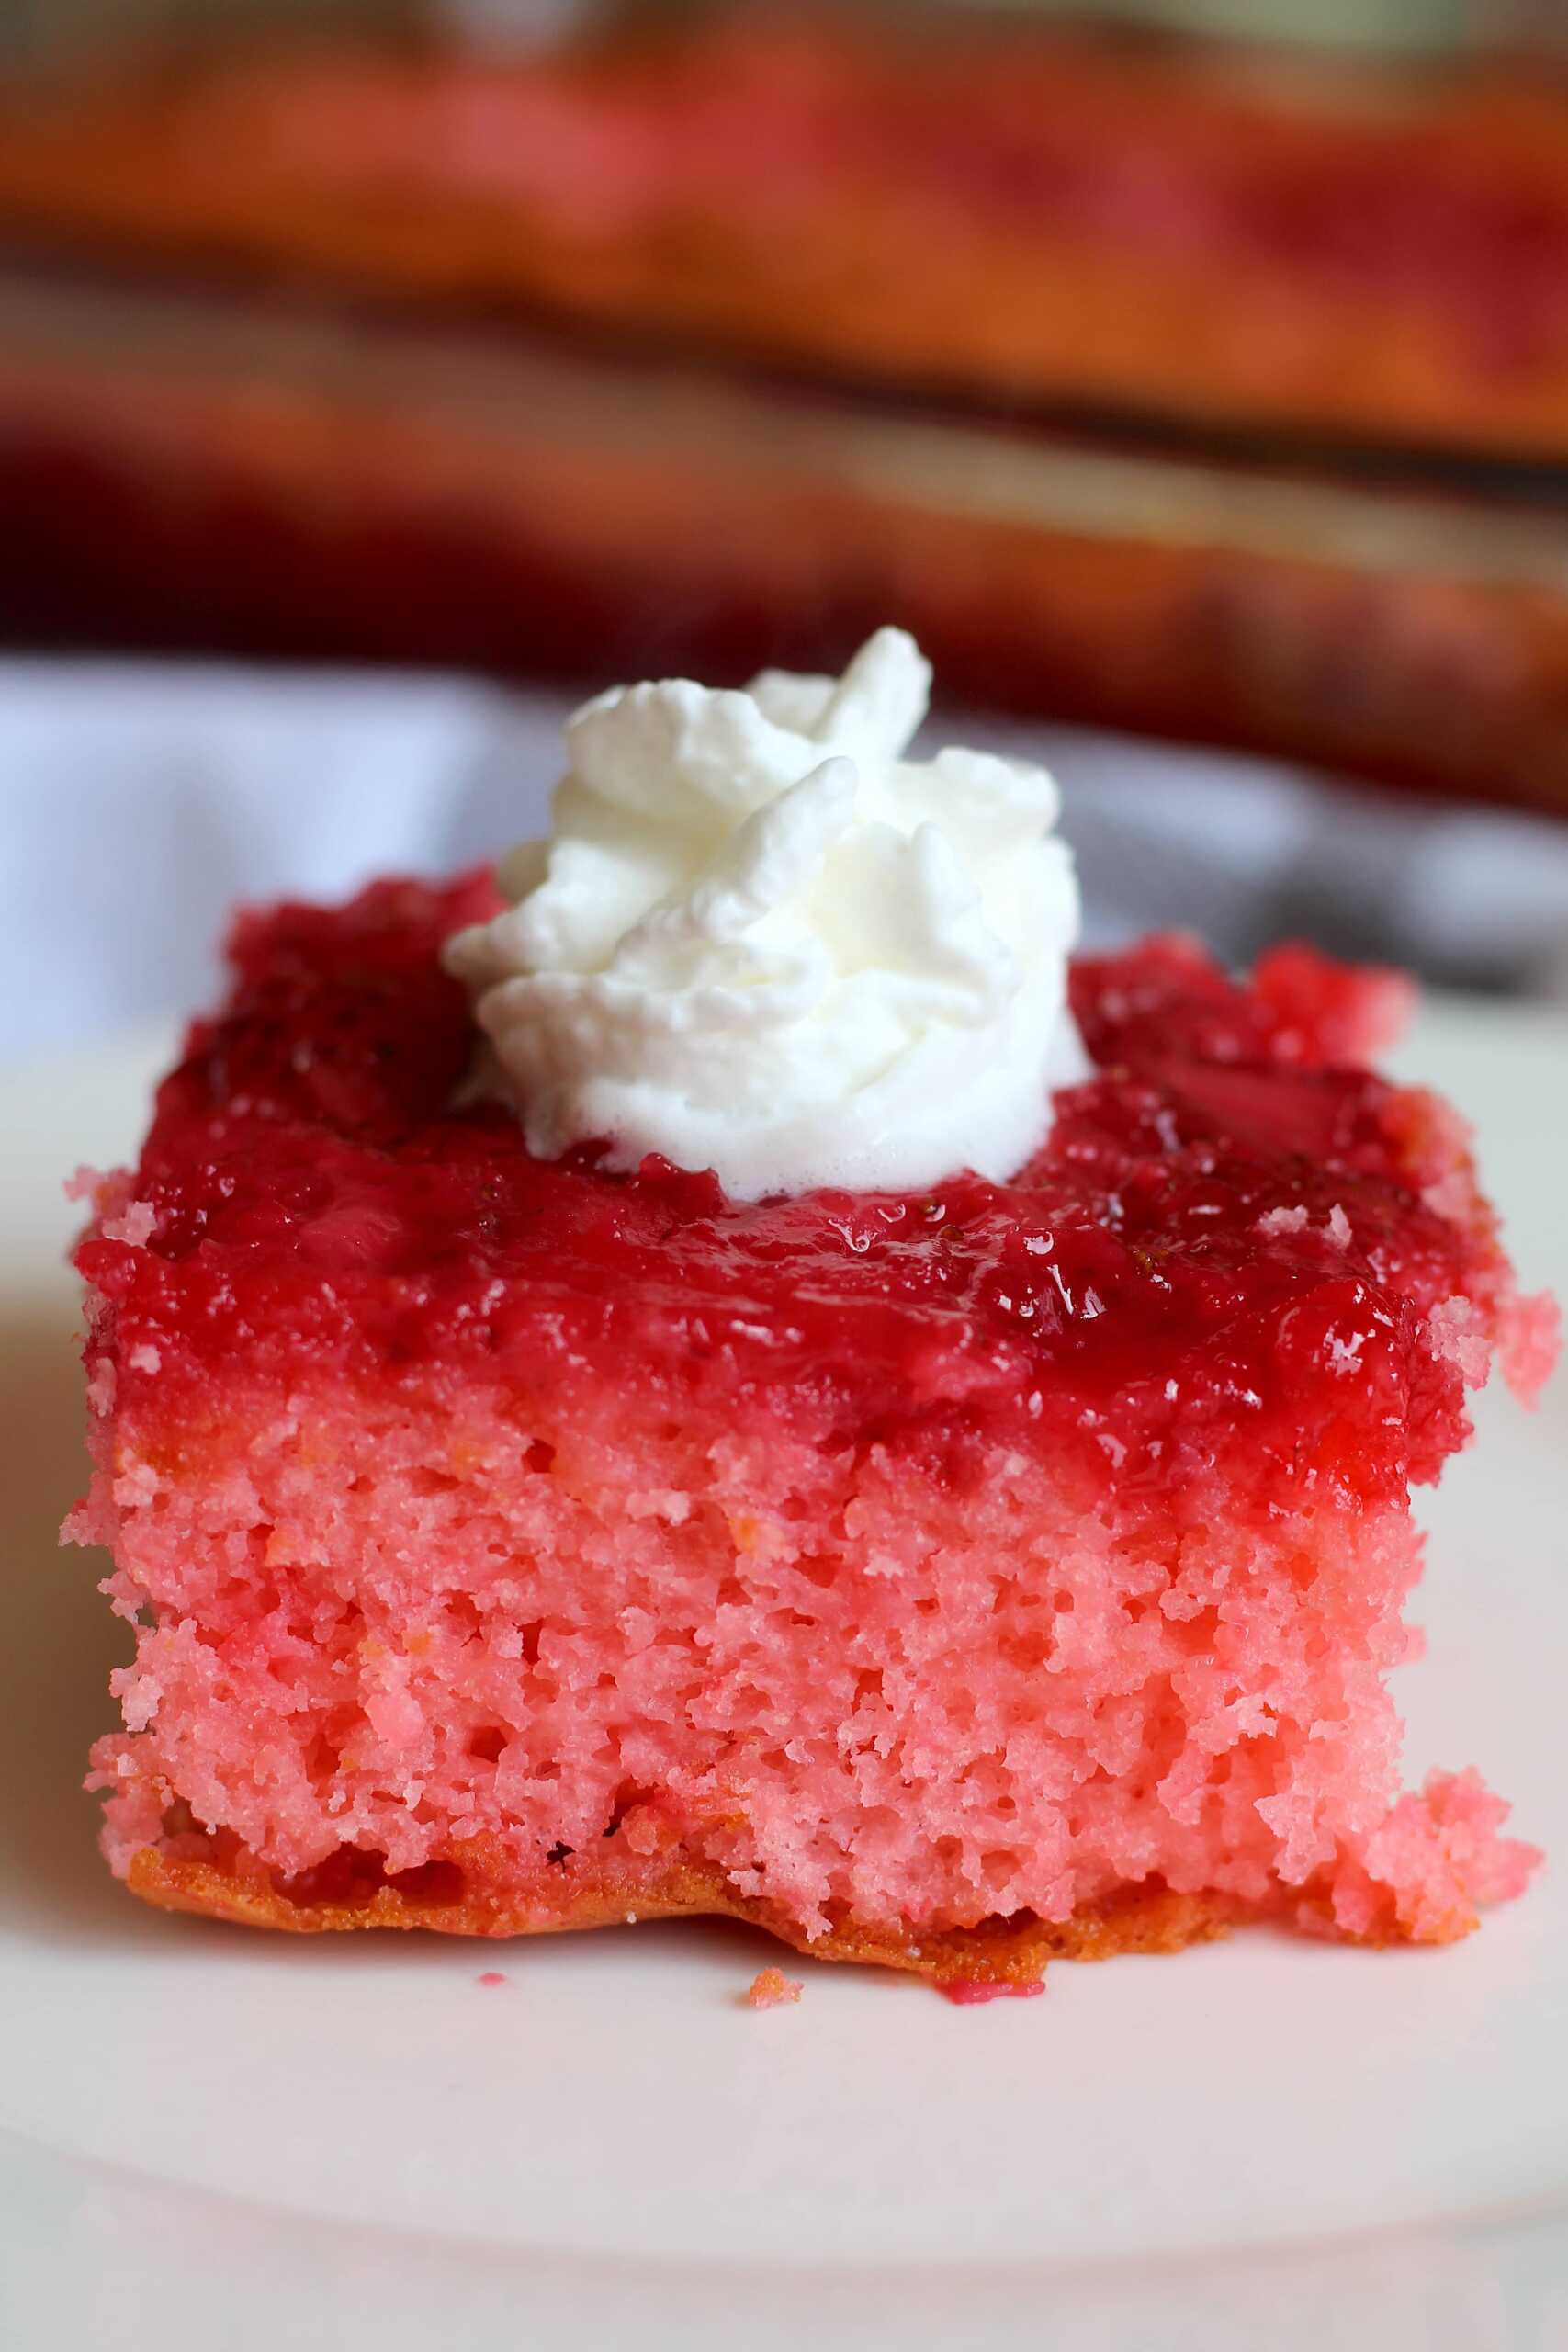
[78,874,1551,1499]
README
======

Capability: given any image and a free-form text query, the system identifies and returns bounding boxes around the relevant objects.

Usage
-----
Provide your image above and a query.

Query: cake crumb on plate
[746,1967,803,2009]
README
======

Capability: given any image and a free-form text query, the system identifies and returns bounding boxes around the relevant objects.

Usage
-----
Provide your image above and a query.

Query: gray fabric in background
[966,717,1568,1001]
[4,657,1565,1061]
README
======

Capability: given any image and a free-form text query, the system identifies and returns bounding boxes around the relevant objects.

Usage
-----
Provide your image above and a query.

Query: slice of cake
[68,630,1553,1990]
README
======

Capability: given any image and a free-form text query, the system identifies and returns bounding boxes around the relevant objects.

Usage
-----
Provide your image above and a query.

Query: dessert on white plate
[65,629,1553,1998]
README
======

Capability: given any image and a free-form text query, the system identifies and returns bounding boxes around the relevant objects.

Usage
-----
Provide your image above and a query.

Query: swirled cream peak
[444,628,1087,1200]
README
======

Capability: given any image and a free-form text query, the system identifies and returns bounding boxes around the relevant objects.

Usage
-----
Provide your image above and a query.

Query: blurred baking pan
[2,7,1568,807]
[2,257,1565,809]
[5,6,1568,463]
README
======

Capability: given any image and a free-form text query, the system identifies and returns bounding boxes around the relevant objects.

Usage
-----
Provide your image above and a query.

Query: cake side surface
[78,1363,1535,1973]
[66,877,1554,1979]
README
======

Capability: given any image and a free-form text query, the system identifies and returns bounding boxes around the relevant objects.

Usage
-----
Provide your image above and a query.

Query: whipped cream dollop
[444,628,1087,1200]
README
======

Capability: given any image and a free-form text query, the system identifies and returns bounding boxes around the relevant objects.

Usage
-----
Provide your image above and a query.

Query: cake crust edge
[125,1838,1236,1988]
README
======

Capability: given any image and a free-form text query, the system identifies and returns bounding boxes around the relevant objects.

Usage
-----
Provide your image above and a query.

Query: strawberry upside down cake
[69,630,1554,1992]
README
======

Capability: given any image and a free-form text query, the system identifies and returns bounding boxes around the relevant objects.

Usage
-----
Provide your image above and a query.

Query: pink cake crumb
[1303,1769,1544,1944]
[476,1970,508,1987]
[746,1967,803,2009]
[1501,1288,1562,1406]
[100,1199,156,1248]
[1426,1295,1495,1390]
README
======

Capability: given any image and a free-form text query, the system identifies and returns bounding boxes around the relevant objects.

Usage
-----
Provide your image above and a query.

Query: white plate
[2,1005,1563,2352]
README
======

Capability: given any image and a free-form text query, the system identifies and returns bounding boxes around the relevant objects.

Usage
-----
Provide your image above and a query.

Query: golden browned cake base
[127,1832,1235,1990]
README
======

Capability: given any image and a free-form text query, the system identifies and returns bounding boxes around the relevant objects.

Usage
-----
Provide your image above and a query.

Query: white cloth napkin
[5,656,1566,1061]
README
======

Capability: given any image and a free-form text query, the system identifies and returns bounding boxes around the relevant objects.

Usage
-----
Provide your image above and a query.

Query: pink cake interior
[78,1362,1538,1951]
